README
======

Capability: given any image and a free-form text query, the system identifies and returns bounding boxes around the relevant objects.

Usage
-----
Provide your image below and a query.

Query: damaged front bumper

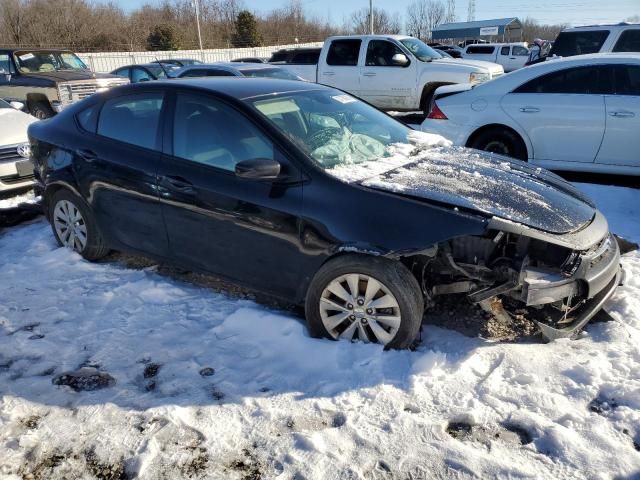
[489,212,625,340]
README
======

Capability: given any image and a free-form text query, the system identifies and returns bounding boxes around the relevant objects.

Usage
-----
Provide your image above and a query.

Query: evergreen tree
[146,24,181,51]
[232,10,262,48]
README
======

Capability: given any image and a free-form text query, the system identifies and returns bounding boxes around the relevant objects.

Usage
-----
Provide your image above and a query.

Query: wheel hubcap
[53,199,87,252]
[319,273,401,345]
[484,140,510,155]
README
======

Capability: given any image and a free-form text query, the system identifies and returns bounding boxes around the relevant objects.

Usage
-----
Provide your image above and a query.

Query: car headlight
[57,84,73,104]
[469,72,490,83]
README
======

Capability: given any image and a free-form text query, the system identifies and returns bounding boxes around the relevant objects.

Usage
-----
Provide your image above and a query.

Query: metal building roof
[432,18,522,40]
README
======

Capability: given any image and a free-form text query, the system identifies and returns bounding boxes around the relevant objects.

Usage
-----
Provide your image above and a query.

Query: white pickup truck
[270,35,504,112]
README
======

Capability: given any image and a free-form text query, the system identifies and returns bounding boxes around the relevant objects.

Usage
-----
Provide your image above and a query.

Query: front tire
[305,255,424,349]
[469,128,528,161]
[48,189,109,260]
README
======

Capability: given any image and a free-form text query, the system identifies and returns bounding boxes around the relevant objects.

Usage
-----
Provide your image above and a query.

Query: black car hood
[360,147,595,235]
[21,71,120,82]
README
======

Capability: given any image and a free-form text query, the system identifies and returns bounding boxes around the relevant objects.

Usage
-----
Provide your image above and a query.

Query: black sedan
[171,62,303,81]
[28,79,622,348]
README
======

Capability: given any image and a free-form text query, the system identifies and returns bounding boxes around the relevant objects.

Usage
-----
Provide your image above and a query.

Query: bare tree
[349,7,401,35]
[406,0,446,40]
[445,0,456,23]
[521,17,567,43]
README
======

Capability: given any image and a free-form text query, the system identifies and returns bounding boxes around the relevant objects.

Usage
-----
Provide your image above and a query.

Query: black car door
[75,90,169,257]
[157,90,304,299]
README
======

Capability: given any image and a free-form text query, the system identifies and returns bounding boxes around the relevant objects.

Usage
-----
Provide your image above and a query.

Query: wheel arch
[419,82,454,112]
[466,123,532,160]
[26,93,52,110]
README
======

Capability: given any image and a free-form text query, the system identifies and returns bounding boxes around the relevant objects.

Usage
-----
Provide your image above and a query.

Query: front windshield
[147,65,170,78]
[247,89,449,180]
[0,99,12,109]
[14,51,89,73]
[242,67,301,80]
[399,38,443,61]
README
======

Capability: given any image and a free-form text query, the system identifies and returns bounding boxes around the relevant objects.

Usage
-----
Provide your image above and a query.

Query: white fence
[78,42,323,73]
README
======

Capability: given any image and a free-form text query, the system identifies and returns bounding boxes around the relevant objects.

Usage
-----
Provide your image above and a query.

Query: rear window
[97,93,164,150]
[613,30,640,52]
[466,46,495,54]
[550,30,609,57]
[614,65,640,95]
[290,50,320,64]
[326,39,361,66]
[269,51,288,62]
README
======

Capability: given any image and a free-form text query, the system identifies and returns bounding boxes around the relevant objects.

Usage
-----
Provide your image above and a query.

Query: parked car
[422,54,640,175]
[0,49,128,119]
[271,35,504,112]
[434,46,463,59]
[111,63,177,83]
[157,58,203,67]
[462,43,530,72]
[231,57,270,63]
[29,79,622,348]
[550,23,640,58]
[172,63,304,80]
[0,99,37,194]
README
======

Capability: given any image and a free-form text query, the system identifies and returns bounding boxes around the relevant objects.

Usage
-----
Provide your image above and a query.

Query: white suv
[550,23,640,57]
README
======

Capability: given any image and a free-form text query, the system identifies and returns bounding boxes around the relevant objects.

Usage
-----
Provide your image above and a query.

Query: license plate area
[15,160,33,177]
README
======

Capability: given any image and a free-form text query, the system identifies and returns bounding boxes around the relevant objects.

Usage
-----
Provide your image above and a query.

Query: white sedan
[421,53,640,175]
[0,99,37,193]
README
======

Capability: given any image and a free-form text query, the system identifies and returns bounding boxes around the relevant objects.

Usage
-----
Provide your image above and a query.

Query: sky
[116,0,639,27]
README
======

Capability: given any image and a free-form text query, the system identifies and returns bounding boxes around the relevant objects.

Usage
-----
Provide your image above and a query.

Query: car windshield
[14,50,89,73]
[0,99,12,109]
[247,89,448,181]
[399,38,444,61]
[241,67,301,80]
[147,64,170,78]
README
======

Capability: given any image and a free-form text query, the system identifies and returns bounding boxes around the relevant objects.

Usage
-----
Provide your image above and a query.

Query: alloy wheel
[53,199,88,252]
[319,273,401,345]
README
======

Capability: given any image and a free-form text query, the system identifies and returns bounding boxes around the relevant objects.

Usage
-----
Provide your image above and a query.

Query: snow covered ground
[0,182,639,479]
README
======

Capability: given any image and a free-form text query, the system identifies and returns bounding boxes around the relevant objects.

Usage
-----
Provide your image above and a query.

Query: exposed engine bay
[404,226,623,341]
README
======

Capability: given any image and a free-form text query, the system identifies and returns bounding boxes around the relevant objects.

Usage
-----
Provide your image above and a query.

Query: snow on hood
[360,147,595,235]
[326,138,594,235]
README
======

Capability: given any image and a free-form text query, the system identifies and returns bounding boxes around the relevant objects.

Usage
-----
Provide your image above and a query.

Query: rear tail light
[427,102,448,120]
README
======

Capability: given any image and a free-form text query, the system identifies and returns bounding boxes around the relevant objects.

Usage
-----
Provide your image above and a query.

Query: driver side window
[0,53,14,74]
[173,93,274,172]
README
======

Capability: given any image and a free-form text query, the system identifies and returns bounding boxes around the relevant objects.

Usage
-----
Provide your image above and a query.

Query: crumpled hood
[21,70,121,82]
[360,147,595,235]
[0,108,37,145]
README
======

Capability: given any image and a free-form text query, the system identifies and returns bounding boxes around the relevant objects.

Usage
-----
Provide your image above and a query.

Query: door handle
[75,148,97,162]
[322,71,335,76]
[519,107,540,113]
[609,111,635,118]
[362,72,376,77]
[161,175,196,194]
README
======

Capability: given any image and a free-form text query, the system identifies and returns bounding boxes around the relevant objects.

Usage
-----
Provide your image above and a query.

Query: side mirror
[391,53,409,66]
[9,101,24,110]
[138,77,151,82]
[235,158,281,180]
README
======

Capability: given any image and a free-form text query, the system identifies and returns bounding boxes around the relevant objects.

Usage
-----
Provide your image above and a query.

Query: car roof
[465,42,528,47]
[135,77,327,100]
[562,23,640,31]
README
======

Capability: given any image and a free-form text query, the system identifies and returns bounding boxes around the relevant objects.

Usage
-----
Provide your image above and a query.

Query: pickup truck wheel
[30,101,55,120]
[305,255,424,349]
[469,128,527,161]
[49,189,109,261]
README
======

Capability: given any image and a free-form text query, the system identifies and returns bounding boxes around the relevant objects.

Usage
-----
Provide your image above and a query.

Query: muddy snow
[1,182,639,479]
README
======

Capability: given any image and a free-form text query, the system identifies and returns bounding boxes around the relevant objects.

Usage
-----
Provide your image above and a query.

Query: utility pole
[369,0,374,34]
[467,0,476,22]
[193,0,204,55]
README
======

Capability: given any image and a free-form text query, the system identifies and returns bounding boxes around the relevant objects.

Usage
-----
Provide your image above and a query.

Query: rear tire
[29,101,55,120]
[48,189,109,261]
[469,128,528,161]
[305,255,424,349]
